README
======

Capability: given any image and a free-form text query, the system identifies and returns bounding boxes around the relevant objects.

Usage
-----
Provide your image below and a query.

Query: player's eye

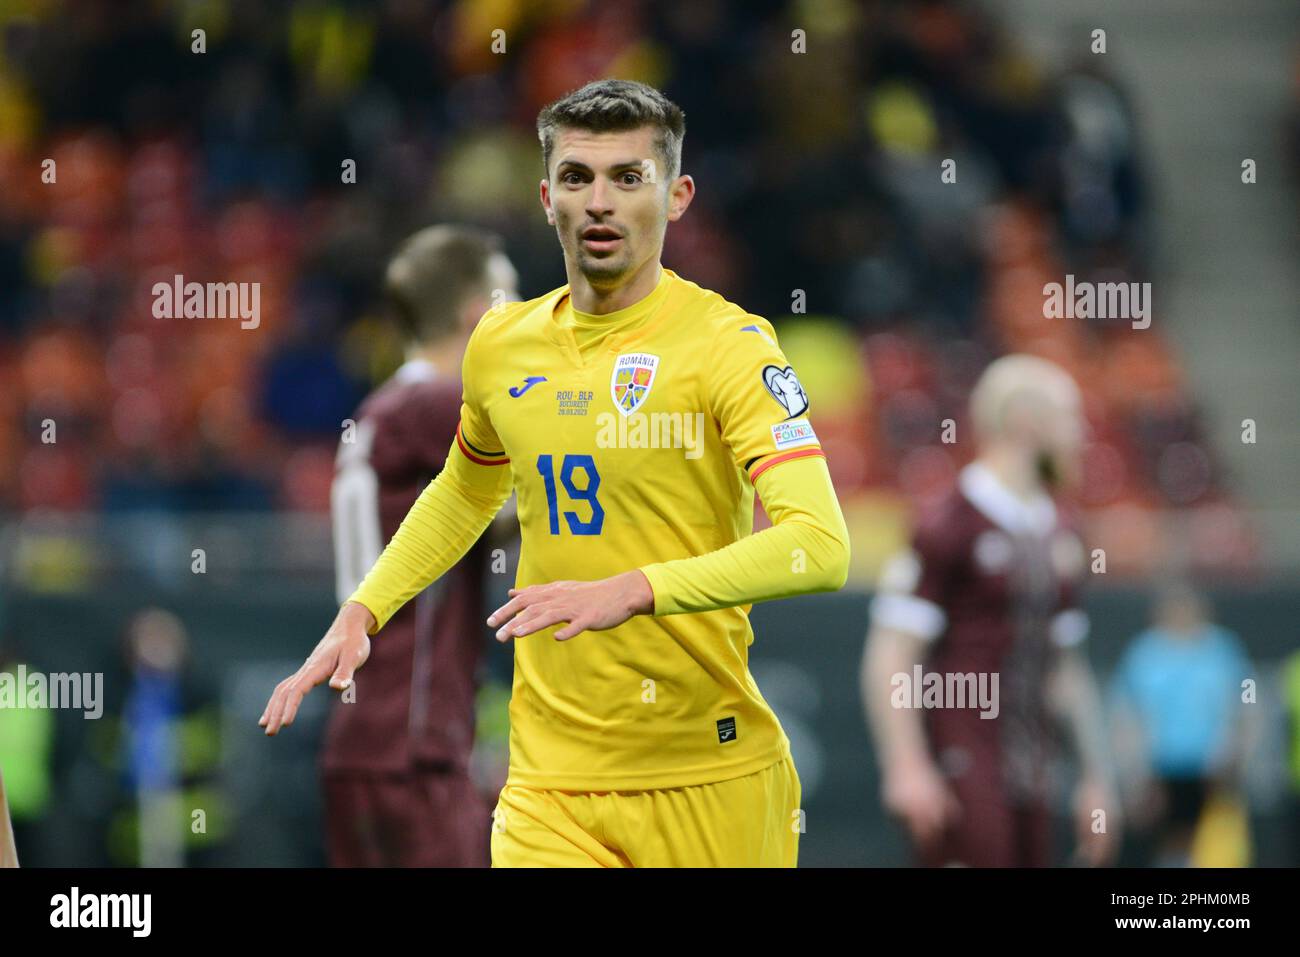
[560,171,585,186]
[619,172,642,186]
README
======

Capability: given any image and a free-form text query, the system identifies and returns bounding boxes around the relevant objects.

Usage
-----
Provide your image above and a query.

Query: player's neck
[408,336,468,375]
[976,446,1043,503]
[567,259,663,315]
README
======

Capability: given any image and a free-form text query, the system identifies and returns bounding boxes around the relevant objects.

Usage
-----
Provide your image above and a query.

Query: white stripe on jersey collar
[958,462,1056,536]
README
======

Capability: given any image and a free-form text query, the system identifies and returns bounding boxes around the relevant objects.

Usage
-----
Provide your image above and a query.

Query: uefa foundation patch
[771,418,818,450]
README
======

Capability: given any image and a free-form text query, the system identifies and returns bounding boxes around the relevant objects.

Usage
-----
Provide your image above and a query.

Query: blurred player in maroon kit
[862,355,1119,867]
[322,225,519,867]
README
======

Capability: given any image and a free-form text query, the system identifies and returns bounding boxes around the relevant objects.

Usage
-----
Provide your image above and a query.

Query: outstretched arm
[260,435,513,735]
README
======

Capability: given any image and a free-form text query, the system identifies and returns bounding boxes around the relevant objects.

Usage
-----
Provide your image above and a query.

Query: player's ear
[540,179,556,225]
[666,174,695,223]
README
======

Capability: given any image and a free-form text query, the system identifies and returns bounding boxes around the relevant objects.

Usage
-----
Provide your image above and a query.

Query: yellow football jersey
[458,267,825,791]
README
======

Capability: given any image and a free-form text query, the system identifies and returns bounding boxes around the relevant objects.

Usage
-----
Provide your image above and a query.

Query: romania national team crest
[610,353,659,416]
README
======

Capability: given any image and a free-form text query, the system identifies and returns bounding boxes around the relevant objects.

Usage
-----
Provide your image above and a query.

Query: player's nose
[586,177,615,217]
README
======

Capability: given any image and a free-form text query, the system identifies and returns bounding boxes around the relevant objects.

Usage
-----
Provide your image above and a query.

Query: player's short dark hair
[383,225,503,344]
[536,79,686,181]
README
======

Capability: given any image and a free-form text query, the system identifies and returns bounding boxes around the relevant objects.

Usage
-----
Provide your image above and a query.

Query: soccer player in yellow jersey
[261,79,851,867]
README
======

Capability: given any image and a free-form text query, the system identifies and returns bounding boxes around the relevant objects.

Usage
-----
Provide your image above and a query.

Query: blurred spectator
[1109,584,1255,866]
[122,608,189,867]
[98,608,223,867]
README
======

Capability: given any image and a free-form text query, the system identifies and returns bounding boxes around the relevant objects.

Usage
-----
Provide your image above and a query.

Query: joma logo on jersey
[611,353,659,416]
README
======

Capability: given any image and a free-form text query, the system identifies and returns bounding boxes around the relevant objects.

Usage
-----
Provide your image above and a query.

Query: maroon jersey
[872,462,1090,807]
[322,359,492,774]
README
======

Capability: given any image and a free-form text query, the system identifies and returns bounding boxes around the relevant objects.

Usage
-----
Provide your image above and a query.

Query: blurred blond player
[863,355,1119,867]
[261,80,851,867]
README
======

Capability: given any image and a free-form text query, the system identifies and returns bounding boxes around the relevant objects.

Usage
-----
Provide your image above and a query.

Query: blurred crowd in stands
[0,0,1268,577]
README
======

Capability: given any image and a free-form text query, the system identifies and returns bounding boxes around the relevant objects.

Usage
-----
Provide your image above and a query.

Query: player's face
[542,125,680,287]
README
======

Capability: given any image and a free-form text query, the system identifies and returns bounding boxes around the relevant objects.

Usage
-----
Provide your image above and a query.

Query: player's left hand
[1071,776,1121,867]
[487,570,655,641]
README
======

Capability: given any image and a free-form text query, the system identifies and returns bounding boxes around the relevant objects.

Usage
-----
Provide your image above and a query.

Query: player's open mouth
[581,227,622,252]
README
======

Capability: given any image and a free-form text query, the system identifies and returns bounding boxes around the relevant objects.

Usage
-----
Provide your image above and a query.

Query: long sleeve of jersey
[346,428,513,634]
[638,454,850,615]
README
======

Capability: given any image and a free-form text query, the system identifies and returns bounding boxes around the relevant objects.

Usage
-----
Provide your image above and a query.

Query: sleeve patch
[762,364,810,418]
[771,418,818,450]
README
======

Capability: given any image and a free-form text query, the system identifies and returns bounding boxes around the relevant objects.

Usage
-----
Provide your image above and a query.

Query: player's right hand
[258,601,374,736]
[881,757,961,850]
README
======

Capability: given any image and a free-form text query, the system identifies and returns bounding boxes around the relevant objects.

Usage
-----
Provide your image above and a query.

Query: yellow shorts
[491,757,801,868]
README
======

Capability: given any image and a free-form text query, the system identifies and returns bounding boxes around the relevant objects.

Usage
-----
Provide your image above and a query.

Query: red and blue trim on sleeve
[455,422,510,466]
